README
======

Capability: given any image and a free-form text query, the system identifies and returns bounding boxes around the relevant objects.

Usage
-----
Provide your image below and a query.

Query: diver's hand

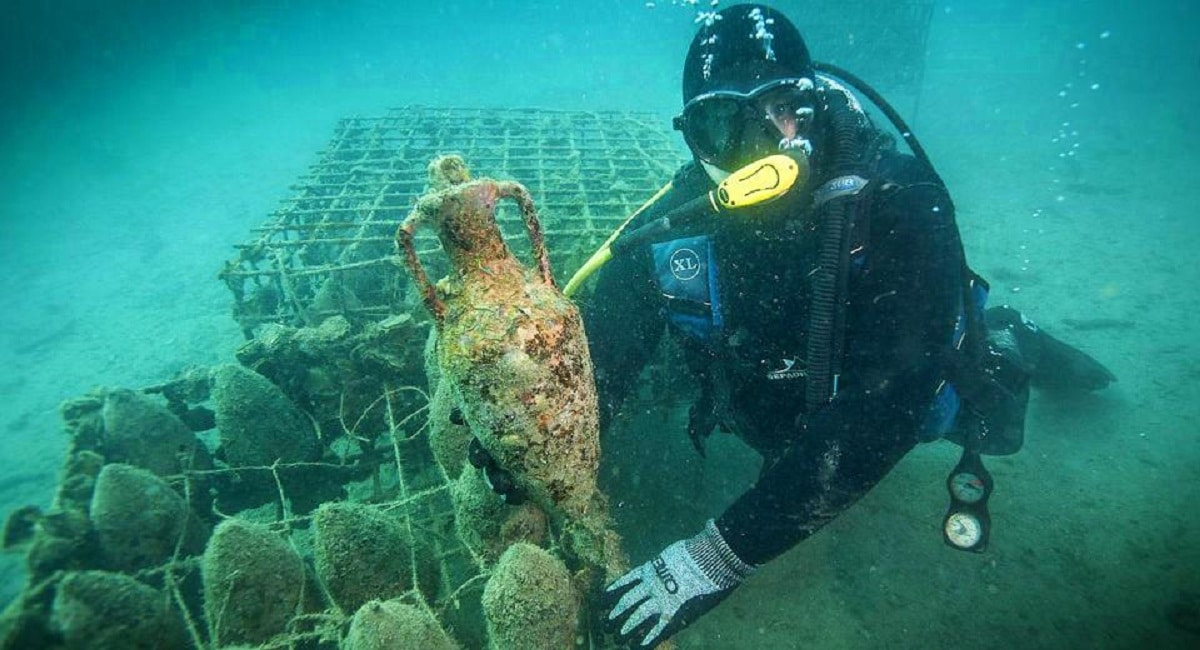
[602,520,755,648]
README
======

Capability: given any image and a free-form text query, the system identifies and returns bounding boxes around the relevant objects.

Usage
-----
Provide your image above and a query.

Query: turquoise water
[1,1,1197,647]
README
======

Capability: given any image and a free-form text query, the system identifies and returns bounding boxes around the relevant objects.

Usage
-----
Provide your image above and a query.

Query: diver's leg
[985,306,1116,392]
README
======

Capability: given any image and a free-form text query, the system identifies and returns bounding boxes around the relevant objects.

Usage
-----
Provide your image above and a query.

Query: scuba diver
[568,4,1117,648]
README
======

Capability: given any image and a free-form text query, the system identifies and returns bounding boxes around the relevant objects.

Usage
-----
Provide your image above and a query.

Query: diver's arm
[716,181,964,565]
[582,244,666,431]
[583,163,712,430]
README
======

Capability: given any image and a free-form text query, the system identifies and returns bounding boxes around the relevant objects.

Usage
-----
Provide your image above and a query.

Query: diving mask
[674,77,816,171]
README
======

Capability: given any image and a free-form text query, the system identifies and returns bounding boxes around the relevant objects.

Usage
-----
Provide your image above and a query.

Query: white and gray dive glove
[602,520,756,648]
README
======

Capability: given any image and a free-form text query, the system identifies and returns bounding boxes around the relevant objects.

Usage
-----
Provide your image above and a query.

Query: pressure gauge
[944,511,984,550]
[949,472,987,504]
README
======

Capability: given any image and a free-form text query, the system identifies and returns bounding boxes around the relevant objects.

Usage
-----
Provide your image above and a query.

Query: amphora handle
[395,181,555,325]
[495,180,555,288]
[395,214,445,324]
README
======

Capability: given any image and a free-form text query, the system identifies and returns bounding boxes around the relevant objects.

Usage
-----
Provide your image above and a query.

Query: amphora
[396,156,622,582]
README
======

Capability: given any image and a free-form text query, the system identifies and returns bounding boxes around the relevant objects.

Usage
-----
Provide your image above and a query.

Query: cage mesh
[220,106,685,336]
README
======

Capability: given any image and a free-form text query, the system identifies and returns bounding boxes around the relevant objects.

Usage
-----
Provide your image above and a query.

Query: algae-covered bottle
[396,156,626,587]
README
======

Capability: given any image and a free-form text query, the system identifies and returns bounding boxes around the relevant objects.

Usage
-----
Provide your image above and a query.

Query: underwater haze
[1,0,1198,648]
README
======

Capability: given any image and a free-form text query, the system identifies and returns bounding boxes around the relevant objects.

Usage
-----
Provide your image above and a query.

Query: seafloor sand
[1,2,1196,648]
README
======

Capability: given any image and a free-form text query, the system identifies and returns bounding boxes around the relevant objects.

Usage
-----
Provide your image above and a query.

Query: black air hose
[814,61,945,187]
[805,86,866,412]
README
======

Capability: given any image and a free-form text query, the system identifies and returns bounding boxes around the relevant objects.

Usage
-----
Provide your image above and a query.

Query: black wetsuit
[583,151,966,566]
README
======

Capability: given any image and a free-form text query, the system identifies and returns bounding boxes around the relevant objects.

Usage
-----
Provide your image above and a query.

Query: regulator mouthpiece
[712,153,808,211]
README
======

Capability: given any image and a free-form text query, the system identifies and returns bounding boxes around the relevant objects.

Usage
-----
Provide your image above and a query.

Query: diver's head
[675,4,816,182]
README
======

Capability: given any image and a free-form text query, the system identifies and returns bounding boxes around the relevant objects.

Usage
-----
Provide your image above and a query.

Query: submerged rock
[450,467,547,563]
[201,518,306,646]
[89,463,206,572]
[100,388,208,476]
[312,502,437,613]
[342,599,459,650]
[25,507,92,580]
[50,570,188,650]
[482,543,578,650]
[210,363,318,467]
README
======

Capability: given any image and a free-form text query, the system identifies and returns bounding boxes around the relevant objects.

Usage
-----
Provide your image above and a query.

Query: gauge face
[944,511,983,549]
[949,472,986,504]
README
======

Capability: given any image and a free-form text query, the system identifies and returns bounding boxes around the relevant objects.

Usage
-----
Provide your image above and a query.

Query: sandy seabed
[1,3,1196,648]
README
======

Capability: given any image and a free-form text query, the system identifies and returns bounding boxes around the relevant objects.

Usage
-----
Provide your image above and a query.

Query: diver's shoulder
[630,161,711,227]
[868,149,955,233]
[670,160,713,197]
[873,148,944,189]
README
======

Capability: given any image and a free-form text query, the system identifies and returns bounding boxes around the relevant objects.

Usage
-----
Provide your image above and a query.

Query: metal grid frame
[221,106,684,335]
